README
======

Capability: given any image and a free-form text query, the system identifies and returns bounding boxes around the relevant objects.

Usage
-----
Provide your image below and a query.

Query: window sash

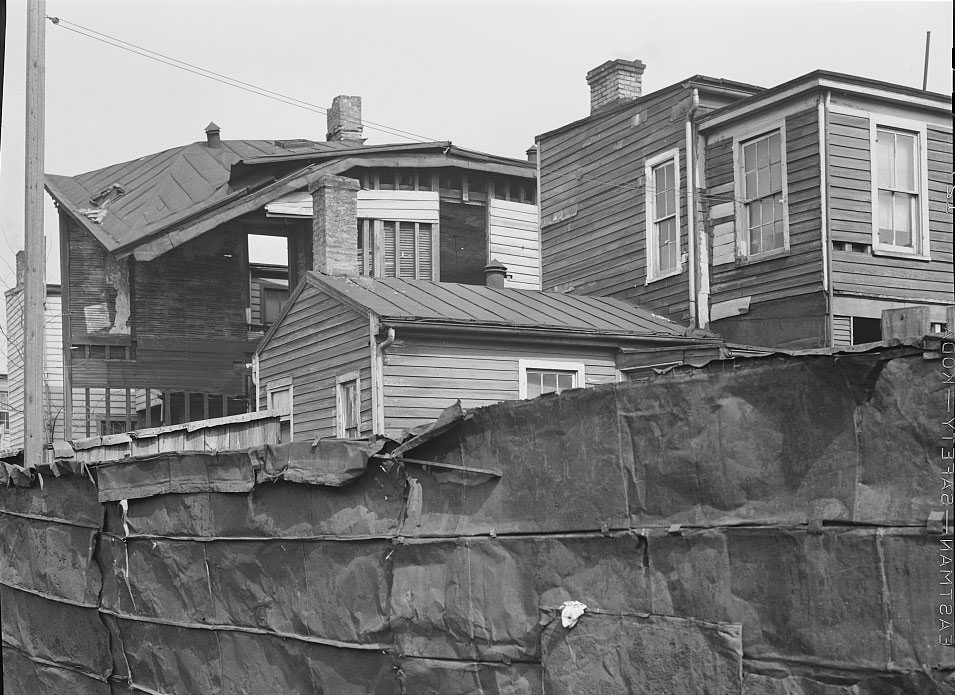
[875,127,920,250]
[645,152,681,279]
[739,131,785,256]
[523,368,577,399]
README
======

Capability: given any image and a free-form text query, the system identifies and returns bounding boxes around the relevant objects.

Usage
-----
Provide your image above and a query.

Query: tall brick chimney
[326,95,365,145]
[586,59,646,114]
[309,175,360,276]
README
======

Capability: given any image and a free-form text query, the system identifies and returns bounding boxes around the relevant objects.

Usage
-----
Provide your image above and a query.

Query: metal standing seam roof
[45,138,537,259]
[44,138,345,253]
[307,273,719,340]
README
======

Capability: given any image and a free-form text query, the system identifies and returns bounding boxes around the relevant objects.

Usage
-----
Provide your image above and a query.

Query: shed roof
[290,272,720,343]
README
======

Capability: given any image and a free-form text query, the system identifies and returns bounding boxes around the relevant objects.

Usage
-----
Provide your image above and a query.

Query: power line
[47,16,441,144]
[46,17,755,208]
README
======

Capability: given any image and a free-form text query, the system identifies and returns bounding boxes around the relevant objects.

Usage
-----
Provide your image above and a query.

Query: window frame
[266,377,293,441]
[335,371,362,438]
[868,116,930,260]
[518,359,585,400]
[357,218,438,280]
[643,148,683,283]
[733,126,790,262]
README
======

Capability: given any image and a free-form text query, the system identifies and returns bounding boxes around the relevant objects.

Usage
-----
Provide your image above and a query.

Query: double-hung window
[336,371,361,438]
[738,130,787,258]
[644,149,681,282]
[870,119,929,258]
[518,360,585,400]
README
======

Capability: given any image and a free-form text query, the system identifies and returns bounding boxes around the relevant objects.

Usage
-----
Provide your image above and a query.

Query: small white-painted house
[254,271,724,441]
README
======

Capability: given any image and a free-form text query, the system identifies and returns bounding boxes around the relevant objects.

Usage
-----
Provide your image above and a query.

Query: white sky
[0,0,952,371]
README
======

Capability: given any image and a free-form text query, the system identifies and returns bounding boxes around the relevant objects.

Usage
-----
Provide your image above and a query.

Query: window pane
[877,133,894,188]
[743,142,757,173]
[893,193,912,247]
[757,168,770,198]
[757,138,769,168]
[769,162,782,193]
[744,171,757,198]
[768,133,781,163]
[526,373,542,399]
[878,190,894,243]
[542,372,557,393]
[557,373,574,392]
[748,201,761,227]
[417,170,433,191]
[896,133,916,191]
[378,168,395,190]
[398,170,415,191]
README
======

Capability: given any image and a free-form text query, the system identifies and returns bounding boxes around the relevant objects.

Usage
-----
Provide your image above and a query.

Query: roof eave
[699,70,952,131]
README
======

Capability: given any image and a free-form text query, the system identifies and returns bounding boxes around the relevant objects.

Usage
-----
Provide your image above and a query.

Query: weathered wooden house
[255,268,724,441]
[537,60,953,348]
[44,96,540,436]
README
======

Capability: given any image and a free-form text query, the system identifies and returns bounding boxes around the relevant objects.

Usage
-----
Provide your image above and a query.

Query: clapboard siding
[4,288,65,447]
[382,337,618,437]
[706,107,825,309]
[257,283,371,441]
[539,86,694,323]
[488,199,542,290]
[828,112,954,302]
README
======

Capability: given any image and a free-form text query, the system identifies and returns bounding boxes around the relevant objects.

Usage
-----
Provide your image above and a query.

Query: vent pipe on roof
[485,260,508,289]
[326,96,365,145]
[526,145,538,164]
[205,122,222,148]
[586,59,646,114]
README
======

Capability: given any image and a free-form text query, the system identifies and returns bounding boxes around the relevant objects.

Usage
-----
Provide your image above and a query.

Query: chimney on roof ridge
[586,59,646,115]
[526,145,538,164]
[205,122,222,148]
[326,95,365,145]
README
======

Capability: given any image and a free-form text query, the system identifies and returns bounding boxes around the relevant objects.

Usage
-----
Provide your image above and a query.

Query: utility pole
[24,0,47,469]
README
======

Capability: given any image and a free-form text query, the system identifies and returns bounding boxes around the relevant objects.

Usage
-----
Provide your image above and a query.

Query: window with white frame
[336,371,361,438]
[644,149,681,281]
[518,360,585,400]
[738,130,787,258]
[871,121,929,257]
[267,377,293,441]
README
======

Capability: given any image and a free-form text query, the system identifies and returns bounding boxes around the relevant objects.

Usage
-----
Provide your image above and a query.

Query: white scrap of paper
[560,600,588,629]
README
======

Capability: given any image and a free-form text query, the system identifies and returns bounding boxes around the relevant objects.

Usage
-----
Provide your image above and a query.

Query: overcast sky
[0,0,952,370]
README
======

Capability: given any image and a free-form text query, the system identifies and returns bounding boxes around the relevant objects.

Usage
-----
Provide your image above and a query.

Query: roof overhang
[699,70,952,131]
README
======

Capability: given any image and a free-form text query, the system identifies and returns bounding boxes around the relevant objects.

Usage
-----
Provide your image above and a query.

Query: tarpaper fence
[1,338,953,694]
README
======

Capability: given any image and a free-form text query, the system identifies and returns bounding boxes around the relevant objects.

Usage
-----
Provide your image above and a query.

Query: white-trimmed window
[518,360,585,400]
[267,377,293,441]
[737,129,788,259]
[644,149,682,282]
[336,371,361,438]
[870,118,929,258]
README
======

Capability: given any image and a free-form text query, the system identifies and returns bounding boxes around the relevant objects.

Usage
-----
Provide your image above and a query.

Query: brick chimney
[326,95,365,145]
[586,59,646,114]
[309,175,360,276]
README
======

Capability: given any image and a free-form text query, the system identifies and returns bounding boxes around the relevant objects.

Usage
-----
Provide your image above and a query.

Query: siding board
[257,283,371,440]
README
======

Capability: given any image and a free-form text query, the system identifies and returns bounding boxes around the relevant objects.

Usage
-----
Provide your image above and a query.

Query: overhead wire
[46,16,440,144]
[48,16,751,206]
